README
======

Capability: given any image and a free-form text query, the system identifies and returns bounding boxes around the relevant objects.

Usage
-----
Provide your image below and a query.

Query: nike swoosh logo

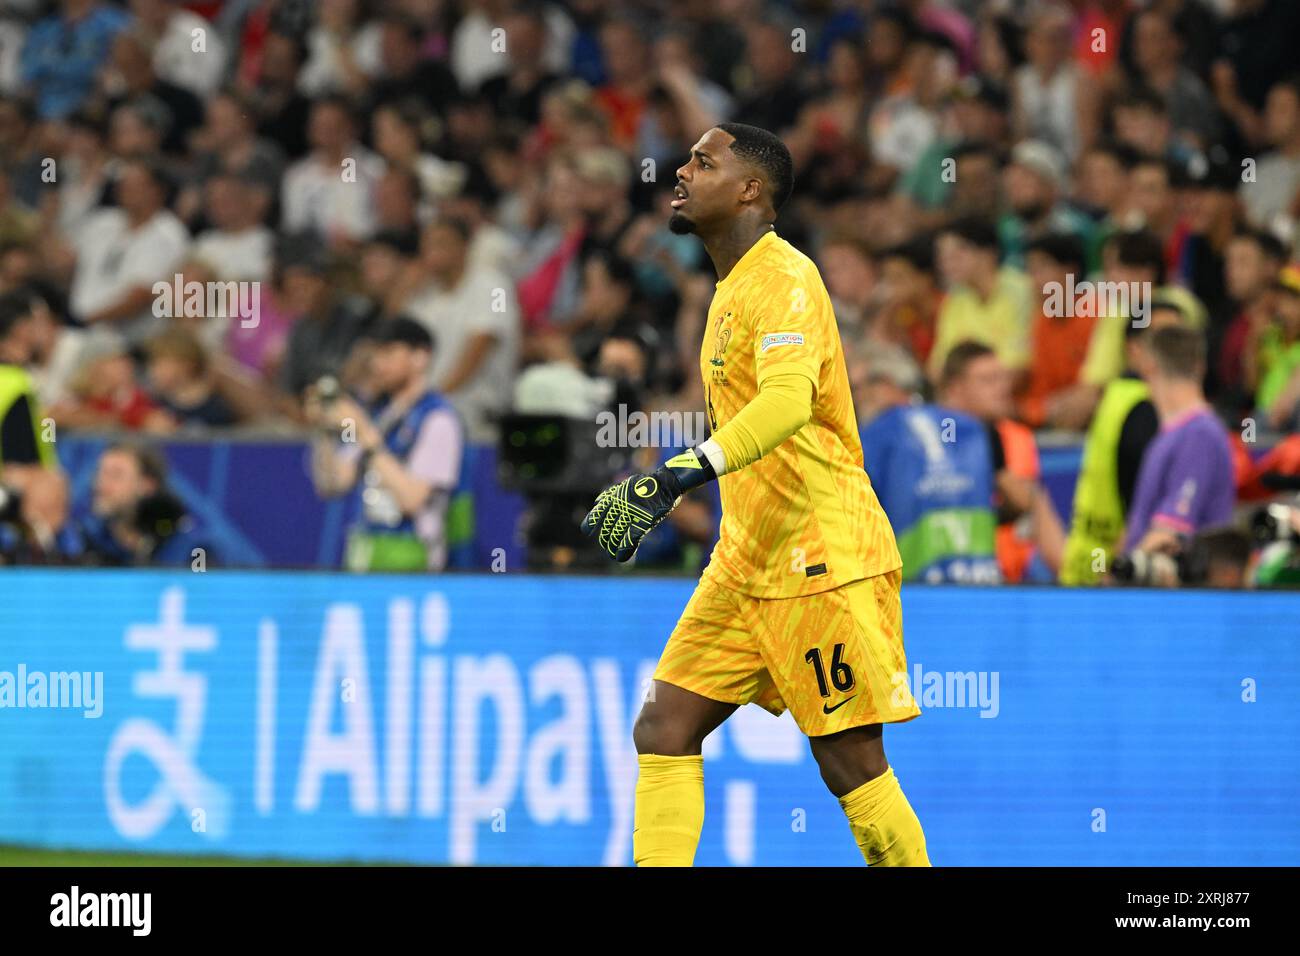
[823,696,856,715]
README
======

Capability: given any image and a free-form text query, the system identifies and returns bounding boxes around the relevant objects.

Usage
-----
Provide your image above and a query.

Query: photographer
[1119,325,1235,576]
[309,317,463,572]
[68,442,209,567]
[0,288,67,561]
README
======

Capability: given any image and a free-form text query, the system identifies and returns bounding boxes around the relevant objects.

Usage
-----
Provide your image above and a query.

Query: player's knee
[633,707,698,756]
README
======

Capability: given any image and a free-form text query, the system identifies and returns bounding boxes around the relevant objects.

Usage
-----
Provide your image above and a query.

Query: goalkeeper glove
[581,446,718,562]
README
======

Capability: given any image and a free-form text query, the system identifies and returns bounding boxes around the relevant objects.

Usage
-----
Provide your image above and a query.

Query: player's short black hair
[715,122,794,214]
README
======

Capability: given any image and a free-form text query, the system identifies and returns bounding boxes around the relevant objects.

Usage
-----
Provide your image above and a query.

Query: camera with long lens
[1111,548,1189,586]
[133,489,189,552]
[1112,534,1217,587]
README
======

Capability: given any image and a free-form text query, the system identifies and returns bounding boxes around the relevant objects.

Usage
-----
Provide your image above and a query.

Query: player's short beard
[668,211,696,235]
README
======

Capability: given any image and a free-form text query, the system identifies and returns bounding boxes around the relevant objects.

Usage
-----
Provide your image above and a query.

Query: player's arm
[581,372,814,562]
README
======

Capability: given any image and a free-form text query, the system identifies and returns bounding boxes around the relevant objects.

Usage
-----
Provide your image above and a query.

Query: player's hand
[581,468,684,563]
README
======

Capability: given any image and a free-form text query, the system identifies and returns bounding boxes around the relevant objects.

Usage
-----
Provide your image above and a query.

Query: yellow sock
[838,767,931,866]
[633,753,705,867]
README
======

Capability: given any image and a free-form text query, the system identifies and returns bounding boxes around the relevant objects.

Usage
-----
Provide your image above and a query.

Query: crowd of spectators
[1,0,1300,581]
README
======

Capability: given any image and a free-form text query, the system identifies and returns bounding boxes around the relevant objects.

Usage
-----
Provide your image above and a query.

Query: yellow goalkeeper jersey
[699,228,901,598]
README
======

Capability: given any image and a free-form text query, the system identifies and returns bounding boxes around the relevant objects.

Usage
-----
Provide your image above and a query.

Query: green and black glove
[581,447,718,562]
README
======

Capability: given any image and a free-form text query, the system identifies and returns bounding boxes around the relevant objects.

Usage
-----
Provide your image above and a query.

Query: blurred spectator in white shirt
[66,157,190,343]
[192,170,274,282]
[281,94,382,249]
[129,0,228,99]
[401,216,520,442]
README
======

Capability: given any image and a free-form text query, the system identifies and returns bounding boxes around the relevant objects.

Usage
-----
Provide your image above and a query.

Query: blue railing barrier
[0,569,1296,865]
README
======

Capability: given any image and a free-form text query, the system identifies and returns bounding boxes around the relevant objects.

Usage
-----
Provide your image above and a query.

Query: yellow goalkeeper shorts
[652,568,921,736]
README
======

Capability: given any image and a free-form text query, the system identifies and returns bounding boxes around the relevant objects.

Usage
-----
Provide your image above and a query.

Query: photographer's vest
[1060,377,1149,585]
[0,364,54,468]
[346,391,469,572]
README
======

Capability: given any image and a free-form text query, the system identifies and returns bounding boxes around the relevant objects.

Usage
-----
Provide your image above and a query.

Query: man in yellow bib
[582,124,929,866]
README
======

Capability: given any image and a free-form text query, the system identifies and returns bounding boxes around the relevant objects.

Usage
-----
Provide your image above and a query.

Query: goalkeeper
[581,123,929,867]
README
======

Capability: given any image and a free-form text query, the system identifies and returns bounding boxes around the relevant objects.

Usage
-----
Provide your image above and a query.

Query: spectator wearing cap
[928,217,1032,382]
[1249,263,1300,431]
[1238,77,1300,241]
[856,343,1002,584]
[309,315,464,572]
[1122,324,1235,556]
[1017,232,1097,428]
[129,0,229,100]
[64,156,190,344]
[1169,152,1243,382]
[19,0,130,120]
[401,216,520,442]
[281,95,384,250]
[998,139,1098,271]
